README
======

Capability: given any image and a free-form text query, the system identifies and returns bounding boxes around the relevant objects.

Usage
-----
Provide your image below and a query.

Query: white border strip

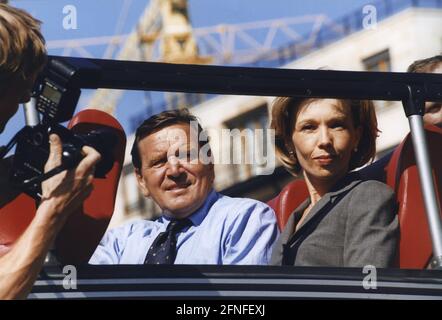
[28,290,442,300]
[34,277,442,290]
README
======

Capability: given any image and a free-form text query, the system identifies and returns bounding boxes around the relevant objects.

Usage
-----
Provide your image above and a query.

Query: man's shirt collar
[161,189,219,226]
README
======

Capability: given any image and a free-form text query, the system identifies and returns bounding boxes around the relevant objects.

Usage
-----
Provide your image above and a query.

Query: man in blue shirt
[90,109,279,265]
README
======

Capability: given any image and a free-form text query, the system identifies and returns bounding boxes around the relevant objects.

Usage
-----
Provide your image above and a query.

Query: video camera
[0,57,117,200]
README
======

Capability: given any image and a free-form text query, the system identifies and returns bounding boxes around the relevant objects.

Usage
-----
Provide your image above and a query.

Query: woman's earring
[289,150,295,158]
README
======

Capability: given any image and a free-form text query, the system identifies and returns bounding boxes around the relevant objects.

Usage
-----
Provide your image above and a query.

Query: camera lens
[77,129,117,177]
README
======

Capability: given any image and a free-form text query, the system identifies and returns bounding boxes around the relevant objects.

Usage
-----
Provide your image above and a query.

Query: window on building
[363,49,392,111]
[121,164,145,215]
[224,103,271,183]
[362,49,391,72]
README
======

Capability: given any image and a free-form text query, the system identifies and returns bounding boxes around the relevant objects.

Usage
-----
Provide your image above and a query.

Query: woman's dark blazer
[270,174,399,268]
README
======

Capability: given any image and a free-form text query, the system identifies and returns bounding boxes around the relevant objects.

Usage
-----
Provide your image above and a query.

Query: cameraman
[0,4,101,299]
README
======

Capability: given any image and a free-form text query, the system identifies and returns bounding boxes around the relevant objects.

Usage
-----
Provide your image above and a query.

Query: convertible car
[1,56,441,300]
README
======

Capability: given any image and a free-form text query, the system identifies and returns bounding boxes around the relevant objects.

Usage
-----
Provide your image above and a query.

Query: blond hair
[0,4,46,91]
[271,97,379,176]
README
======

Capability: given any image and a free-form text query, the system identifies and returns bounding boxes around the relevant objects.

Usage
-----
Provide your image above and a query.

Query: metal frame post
[23,98,40,126]
[404,86,442,269]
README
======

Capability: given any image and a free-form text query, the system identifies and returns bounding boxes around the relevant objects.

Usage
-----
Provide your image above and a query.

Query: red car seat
[0,109,126,265]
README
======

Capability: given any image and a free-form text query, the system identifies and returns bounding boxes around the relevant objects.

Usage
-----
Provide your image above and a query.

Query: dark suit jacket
[270,174,399,268]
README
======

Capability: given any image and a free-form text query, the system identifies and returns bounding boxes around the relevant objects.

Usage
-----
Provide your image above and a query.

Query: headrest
[54,109,126,264]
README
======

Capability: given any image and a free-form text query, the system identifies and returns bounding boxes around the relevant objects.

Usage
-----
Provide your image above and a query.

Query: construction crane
[139,0,211,64]
[86,0,210,115]
[46,0,342,116]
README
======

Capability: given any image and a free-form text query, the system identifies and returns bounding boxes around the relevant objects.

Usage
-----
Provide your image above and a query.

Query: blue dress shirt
[89,190,279,265]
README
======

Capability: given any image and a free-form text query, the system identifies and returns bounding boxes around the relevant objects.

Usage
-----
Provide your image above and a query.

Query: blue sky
[12,0,373,38]
[2,0,374,146]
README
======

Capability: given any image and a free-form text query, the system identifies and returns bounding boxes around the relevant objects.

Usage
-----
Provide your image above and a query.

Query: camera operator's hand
[37,134,101,226]
[0,134,101,299]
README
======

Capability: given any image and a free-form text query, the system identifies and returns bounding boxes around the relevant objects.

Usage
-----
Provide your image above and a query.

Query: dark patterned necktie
[144,218,192,265]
